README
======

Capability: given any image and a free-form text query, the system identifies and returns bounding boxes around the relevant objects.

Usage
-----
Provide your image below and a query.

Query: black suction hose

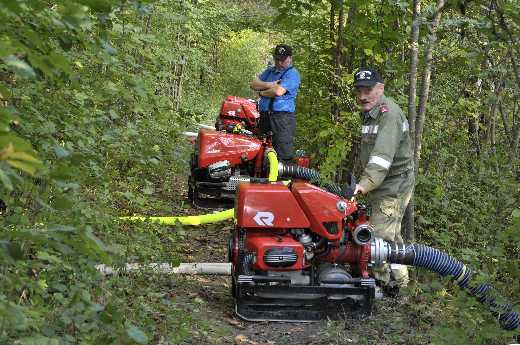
[376,241,519,330]
[278,164,320,182]
[278,164,344,197]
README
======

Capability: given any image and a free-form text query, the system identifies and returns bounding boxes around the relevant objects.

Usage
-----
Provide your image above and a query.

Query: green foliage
[216,29,271,99]
[0,0,272,343]
[1,0,518,342]
[270,0,519,341]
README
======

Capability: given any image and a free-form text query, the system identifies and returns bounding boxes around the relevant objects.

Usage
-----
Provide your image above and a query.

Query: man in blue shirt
[250,44,301,163]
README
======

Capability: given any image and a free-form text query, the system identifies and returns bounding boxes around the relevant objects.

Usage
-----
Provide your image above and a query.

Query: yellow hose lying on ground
[120,151,279,226]
[120,208,235,225]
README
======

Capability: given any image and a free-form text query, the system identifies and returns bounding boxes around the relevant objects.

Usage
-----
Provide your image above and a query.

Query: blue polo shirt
[258,66,300,113]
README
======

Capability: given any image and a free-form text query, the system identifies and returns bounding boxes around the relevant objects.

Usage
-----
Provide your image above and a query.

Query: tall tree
[404,0,421,242]
[330,0,345,123]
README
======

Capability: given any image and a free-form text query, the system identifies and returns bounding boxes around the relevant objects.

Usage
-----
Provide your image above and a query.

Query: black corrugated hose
[278,164,344,197]
[388,243,519,330]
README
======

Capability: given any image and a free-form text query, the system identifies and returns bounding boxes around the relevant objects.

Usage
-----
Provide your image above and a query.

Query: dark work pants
[259,111,296,163]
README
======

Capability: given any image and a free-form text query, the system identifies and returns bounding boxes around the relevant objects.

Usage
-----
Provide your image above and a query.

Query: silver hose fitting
[370,238,390,265]
[370,238,409,265]
[352,224,373,245]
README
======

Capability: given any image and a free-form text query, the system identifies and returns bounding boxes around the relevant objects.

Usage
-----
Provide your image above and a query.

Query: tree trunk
[500,101,520,169]
[330,0,344,123]
[176,62,185,111]
[467,112,480,159]
[139,14,153,66]
[344,5,357,73]
[414,0,445,172]
[328,0,336,120]
[329,0,336,44]
[489,78,503,173]
[403,0,421,243]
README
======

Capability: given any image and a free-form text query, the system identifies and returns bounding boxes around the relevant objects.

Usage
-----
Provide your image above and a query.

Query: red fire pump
[228,180,377,321]
[215,96,260,132]
[188,129,271,208]
[188,96,266,208]
[228,179,520,329]
[188,96,309,208]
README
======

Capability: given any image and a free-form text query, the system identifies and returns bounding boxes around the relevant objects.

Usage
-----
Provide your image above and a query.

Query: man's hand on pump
[354,184,365,196]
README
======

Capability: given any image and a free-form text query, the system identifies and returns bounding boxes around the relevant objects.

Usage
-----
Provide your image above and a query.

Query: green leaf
[49,52,72,74]
[318,129,330,138]
[0,84,10,100]
[2,55,36,78]
[52,196,73,210]
[142,185,154,195]
[27,54,54,77]
[85,228,107,251]
[0,0,23,14]
[126,325,148,344]
[49,164,76,181]
[374,54,384,63]
[36,251,63,264]
[0,168,13,191]
[14,335,60,345]
[0,240,23,260]
[109,109,120,119]
[8,151,42,164]
[0,133,35,154]
[6,159,38,175]
[53,145,71,159]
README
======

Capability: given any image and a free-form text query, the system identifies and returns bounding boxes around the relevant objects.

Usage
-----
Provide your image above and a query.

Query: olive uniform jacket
[358,95,414,194]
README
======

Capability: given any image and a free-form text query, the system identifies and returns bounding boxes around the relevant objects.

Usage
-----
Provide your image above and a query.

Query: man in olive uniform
[352,67,414,291]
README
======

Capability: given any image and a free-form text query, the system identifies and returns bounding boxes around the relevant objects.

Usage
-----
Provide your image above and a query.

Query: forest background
[0,0,519,344]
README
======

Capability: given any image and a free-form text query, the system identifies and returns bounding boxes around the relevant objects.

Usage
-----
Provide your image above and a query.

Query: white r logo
[253,211,274,226]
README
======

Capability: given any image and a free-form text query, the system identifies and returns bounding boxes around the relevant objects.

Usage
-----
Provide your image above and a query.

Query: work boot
[382,281,400,298]
[390,264,409,287]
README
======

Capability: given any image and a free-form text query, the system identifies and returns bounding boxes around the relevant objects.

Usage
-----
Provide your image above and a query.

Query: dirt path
[166,176,426,345]
[171,222,421,345]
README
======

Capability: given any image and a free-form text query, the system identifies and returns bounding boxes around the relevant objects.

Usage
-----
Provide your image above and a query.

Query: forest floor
[101,159,520,345]
[108,174,446,345]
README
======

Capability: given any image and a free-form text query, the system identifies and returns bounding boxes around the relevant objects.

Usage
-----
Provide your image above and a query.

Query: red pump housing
[246,231,308,271]
[233,182,371,277]
[197,128,263,168]
[230,180,378,321]
[188,95,311,209]
[291,183,355,241]
[216,96,260,131]
[235,183,310,229]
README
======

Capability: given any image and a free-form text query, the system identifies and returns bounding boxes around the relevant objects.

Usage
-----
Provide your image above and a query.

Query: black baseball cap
[354,67,383,87]
[273,44,293,59]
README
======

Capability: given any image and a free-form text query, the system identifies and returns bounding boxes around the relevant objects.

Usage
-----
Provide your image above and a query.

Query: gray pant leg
[269,113,296,162]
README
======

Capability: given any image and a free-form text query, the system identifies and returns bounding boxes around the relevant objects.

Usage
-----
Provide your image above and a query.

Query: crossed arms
[250,78,287,98]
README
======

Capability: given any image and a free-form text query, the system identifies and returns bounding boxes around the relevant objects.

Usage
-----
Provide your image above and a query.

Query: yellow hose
[121,151,278,226]
[120,208,234,225]
[267,150,278,182]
